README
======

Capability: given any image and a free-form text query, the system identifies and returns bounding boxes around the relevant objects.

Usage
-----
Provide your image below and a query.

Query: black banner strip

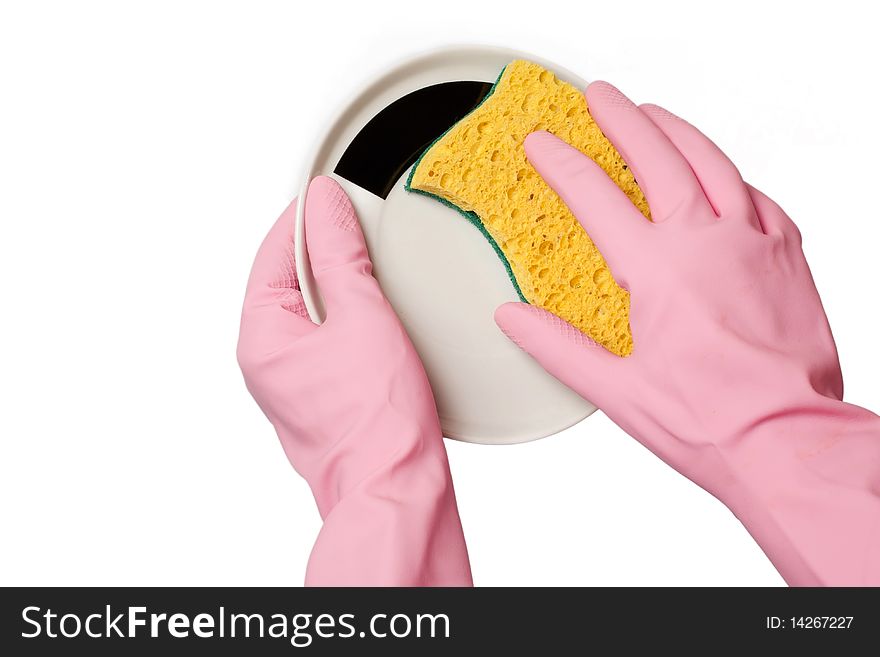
[2,587,877,655]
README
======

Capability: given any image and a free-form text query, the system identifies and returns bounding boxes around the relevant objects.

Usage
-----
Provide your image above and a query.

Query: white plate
[295,45,595,444]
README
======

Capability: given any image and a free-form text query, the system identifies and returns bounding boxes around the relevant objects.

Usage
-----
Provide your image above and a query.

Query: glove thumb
[305,176,383,319]
[494,302,628,409]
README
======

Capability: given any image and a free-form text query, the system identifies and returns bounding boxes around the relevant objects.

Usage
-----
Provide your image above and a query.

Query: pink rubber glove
[237,176,472,586]
[496,82,880,586]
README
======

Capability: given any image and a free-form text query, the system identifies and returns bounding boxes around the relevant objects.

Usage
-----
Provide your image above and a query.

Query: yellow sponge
[406,60,650,356]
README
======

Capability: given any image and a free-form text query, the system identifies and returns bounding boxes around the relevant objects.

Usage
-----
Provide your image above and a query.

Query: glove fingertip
[495,302,560,356]
[304,175,368,275]
[493,300,529,326]
[306,176,358,235]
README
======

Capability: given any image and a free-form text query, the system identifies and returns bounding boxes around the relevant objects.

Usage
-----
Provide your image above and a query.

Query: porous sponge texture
[407,60,650,357]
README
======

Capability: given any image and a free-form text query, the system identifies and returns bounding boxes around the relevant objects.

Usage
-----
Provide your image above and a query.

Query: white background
[1,0,877,586]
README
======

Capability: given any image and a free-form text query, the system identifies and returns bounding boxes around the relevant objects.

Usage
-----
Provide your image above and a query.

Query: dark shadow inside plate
[334,81,493,199]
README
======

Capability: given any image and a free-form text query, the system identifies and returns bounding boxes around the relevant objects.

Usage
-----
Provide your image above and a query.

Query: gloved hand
[237,176,472,586]
[496,82,880,586]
